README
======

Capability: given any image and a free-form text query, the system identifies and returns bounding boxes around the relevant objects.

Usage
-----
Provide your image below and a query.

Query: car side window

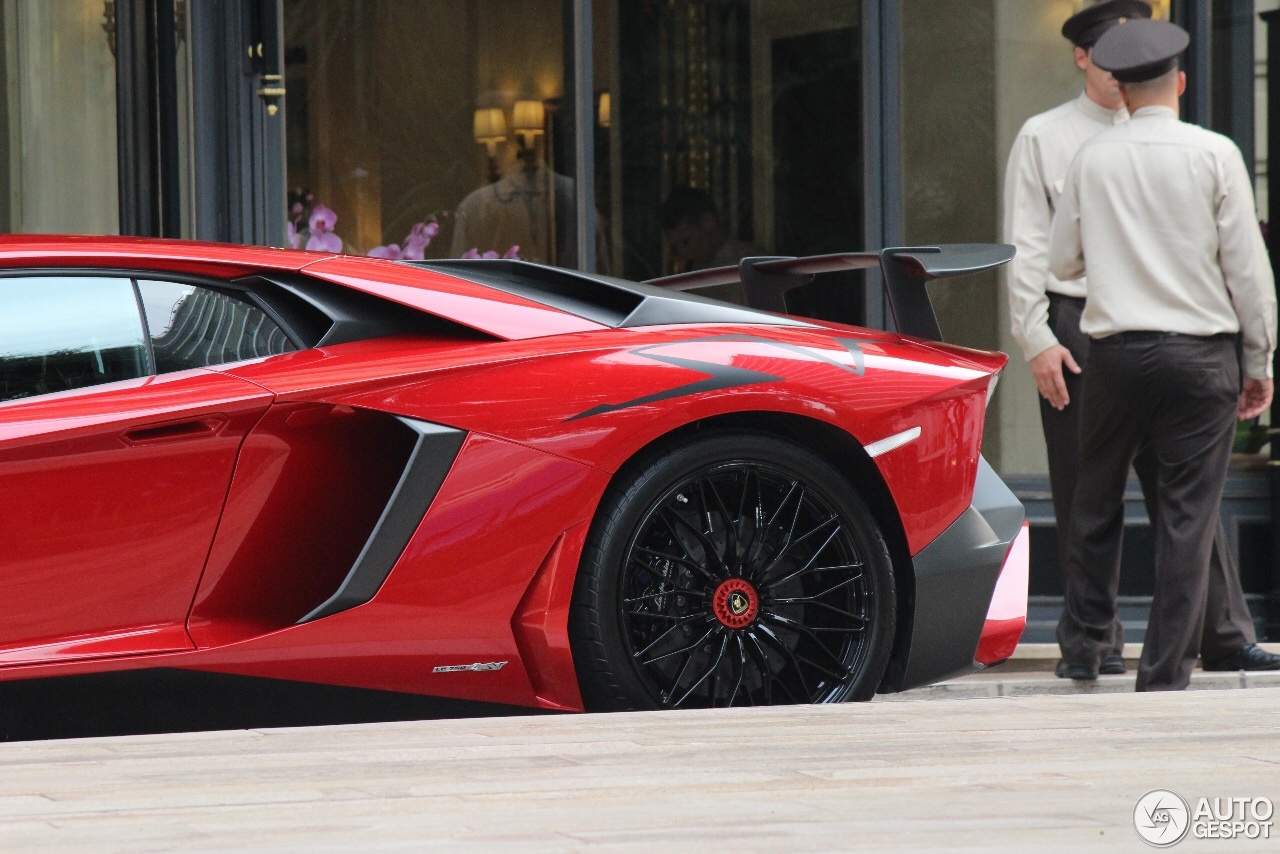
[0,277,148,403]
[137,280,297,373]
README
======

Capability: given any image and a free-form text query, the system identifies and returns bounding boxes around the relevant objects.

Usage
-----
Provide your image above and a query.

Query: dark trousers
[1042,296,1254,667]
[1057,333,1240,690]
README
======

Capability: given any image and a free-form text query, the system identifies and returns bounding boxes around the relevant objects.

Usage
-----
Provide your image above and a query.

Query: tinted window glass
[0,277,147,403]
[138,281,296,373]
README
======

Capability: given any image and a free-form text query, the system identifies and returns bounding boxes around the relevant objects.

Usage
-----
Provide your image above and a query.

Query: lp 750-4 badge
[432,661,509,673]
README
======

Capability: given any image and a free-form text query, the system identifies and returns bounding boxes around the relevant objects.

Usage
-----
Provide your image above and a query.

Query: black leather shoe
[1099,653,1127,675]
[1055,659,1098,680]
[1203,644,1280,672]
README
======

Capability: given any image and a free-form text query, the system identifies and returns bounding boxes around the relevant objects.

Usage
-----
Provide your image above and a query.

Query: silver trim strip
[865,426,921,459]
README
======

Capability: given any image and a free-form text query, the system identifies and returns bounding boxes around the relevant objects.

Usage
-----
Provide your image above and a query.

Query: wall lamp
[473,107,507,182]
[511,99,546,149]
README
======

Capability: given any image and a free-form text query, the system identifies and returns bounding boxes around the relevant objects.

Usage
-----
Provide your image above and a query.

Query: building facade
[5,0,1279,640]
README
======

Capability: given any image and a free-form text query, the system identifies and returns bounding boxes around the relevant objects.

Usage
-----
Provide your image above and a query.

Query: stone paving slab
[1,689,1278,851]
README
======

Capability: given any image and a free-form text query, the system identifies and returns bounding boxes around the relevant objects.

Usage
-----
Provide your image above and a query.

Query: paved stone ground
[1,688,1278,851]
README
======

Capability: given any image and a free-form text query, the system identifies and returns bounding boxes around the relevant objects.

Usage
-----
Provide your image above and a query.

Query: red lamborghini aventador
[0,236,1027,712]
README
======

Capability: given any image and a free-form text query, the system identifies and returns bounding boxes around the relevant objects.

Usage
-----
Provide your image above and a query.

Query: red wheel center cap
[713,578,759,629]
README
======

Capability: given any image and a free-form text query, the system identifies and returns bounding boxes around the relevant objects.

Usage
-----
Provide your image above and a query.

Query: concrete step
[880,644,1280,701]
[1001,641,1280,671]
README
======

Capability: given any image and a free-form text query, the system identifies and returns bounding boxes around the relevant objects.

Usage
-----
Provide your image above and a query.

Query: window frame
[0,268,311,402]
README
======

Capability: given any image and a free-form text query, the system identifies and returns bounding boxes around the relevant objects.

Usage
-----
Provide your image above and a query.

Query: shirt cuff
[1018,324,1060,363]
[1243,349,1274,380]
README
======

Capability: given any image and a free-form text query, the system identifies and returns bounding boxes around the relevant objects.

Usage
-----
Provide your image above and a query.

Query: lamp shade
[598,92,611,128]
[473,107,507,143]
[511,99,545,135]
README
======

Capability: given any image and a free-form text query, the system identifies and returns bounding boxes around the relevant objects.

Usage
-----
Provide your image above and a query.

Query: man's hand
[1029,344,1082,411]
[1238,378,1273,421]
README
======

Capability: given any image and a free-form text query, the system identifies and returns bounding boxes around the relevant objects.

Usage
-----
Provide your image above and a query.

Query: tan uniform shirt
[1004,93,1127,362]
[1049,105,1277,379]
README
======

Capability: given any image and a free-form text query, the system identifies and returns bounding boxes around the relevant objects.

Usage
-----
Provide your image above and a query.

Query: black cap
[1061,0,1152,48]
[1091,19,1189,83]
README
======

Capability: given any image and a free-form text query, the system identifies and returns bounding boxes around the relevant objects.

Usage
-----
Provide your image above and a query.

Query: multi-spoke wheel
[570,431,895,711]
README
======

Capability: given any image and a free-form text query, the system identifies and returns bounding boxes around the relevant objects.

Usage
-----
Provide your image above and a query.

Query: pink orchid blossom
[368,243,403,260]
[285,220,302,250]
[306,230,342,253]
[305,203,342,252]
[402,222,436,261]
[308,204,336,233]
[462,245,517,260]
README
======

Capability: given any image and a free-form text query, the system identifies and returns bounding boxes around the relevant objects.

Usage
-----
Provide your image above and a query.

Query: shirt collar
[1130,105,1179,121]
[1076,91,1128,125]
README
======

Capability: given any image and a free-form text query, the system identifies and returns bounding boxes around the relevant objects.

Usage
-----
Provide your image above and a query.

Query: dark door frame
[188,0,286,247]
[567,0,898,293]
[116,0,285,245]
[115,0,181,238]
[861,0,900,330]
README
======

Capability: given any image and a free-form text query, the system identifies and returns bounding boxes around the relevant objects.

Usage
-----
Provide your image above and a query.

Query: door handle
[122,416,225,444]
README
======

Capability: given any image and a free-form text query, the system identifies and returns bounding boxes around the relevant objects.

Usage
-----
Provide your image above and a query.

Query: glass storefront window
[282,0,574,267]
[596,0,864,322]
[0,1,119,234]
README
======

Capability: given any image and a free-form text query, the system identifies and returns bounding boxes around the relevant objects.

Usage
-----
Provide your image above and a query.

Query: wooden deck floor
[2,688,1278,851]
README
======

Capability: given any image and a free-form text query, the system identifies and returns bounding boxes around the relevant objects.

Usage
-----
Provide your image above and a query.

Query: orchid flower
[306,204,342,253]
[368,243,403,260]
[307,230,342,253]
[462,244,518,260]
[308,204,336,233]
[285,220,302,250]
[402,222,435,260]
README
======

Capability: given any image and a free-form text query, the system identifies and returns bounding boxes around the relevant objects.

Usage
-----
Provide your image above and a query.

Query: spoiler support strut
[645,243,1016,342]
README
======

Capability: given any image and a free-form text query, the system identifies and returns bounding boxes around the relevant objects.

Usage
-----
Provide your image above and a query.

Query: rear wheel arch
[572,411,915,707]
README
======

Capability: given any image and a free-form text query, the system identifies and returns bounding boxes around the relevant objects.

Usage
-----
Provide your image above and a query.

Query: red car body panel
[0,370,272,659]
[0,234,321,278]
[0,237,1026,708]
[223,327,994,555]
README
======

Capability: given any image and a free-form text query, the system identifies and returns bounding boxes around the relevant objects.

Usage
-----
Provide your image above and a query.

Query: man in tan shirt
[1005,0,1275,681]
[1004,0,1148,678]
[1049,20,1277,690]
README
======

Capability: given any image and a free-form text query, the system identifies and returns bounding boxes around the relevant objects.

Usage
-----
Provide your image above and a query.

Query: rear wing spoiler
[644,243,1015,341]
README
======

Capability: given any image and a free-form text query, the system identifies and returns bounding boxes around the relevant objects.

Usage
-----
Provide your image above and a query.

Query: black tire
[570,431,895,712]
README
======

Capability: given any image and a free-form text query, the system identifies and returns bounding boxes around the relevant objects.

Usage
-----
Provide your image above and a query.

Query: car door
[0,274,287,663]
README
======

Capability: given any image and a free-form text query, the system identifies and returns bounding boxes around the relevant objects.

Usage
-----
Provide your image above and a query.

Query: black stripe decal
[565,335,868,421]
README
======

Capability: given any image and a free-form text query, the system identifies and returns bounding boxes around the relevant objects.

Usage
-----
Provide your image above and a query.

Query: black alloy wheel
[570,432,895,711]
